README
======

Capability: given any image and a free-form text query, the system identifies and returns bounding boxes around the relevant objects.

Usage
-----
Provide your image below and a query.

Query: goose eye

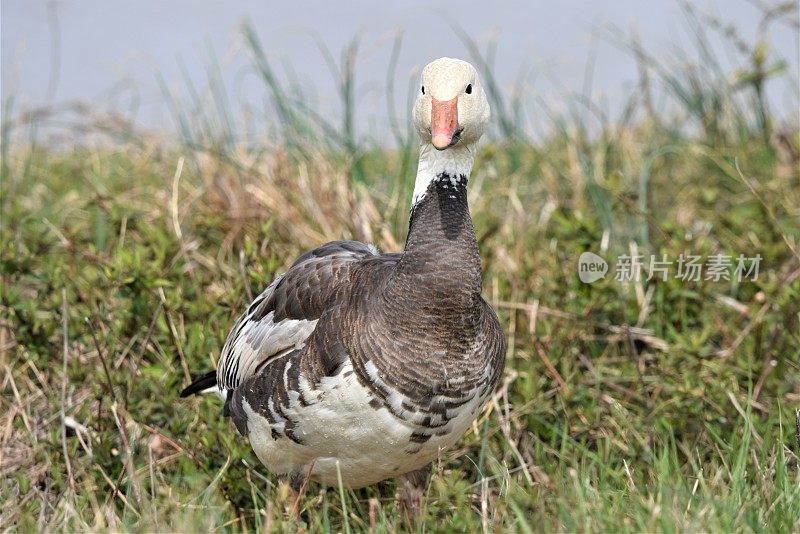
[421,86,425,95]
[465,84,472,94]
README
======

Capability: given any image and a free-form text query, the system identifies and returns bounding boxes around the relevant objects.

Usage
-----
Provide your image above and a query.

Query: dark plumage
[181,56,505,492]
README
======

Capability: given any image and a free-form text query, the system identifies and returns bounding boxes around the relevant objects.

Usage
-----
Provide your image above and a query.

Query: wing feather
[215,240,378,390]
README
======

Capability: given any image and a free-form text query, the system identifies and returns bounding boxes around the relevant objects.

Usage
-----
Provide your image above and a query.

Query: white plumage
[243,361,488,487]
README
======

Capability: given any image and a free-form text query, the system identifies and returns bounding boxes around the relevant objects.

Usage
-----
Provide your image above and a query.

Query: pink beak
[431,97,460,150]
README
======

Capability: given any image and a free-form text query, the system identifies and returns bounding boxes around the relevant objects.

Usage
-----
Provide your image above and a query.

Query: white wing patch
[217,277,317,391]
[215,241,380,393]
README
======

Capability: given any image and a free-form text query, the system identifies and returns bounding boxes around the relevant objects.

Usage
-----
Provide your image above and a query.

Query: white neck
[411,142,475,207]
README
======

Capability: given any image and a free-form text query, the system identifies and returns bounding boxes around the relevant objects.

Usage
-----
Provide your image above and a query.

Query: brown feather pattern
[228,174,506,444]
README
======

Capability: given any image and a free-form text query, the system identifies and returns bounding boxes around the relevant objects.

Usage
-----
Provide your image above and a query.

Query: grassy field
[2,9,800,532]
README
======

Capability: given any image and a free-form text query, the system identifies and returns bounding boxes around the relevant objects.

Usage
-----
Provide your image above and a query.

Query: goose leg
[277,474,301,520]
[287,461,315,519]
[397,464,432,521]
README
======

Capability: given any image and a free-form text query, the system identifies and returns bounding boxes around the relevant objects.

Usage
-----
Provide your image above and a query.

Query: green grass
[2,7,800,532]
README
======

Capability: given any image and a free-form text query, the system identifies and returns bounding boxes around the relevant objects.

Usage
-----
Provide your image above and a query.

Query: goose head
[413,57,490,151]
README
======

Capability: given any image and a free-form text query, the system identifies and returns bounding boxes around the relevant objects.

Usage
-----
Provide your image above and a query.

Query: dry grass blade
[60,290,76,498]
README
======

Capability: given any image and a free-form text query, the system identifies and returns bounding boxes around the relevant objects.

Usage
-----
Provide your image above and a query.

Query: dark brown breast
[231,173,505,440]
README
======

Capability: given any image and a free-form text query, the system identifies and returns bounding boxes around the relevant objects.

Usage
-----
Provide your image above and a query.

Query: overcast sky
[2,0,798,139]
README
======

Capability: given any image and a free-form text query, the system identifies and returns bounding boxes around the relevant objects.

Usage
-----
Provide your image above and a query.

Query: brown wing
[215,240,379,391]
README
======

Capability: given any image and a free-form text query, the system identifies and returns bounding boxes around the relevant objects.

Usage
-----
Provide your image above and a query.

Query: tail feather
[180,370,218,397]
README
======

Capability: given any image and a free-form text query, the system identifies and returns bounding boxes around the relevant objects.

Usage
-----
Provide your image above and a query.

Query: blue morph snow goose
[181,57,505,508]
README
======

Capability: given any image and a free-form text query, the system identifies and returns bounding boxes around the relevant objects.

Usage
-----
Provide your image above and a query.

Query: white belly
[241,362,486,488]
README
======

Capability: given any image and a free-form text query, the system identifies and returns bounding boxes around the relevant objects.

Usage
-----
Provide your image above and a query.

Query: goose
[181,57,506,515]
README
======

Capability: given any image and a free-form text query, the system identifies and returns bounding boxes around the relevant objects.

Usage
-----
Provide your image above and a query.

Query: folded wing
[214,240,379,391]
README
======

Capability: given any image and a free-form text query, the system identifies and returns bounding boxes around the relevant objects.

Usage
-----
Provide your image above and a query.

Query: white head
[413,57,490,150]
[411,57,490,206]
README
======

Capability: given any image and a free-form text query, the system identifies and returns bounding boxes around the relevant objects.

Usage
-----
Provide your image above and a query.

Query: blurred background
[3,0,798,140]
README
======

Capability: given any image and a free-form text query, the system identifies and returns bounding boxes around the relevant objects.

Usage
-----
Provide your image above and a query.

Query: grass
[2,4,800,532]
